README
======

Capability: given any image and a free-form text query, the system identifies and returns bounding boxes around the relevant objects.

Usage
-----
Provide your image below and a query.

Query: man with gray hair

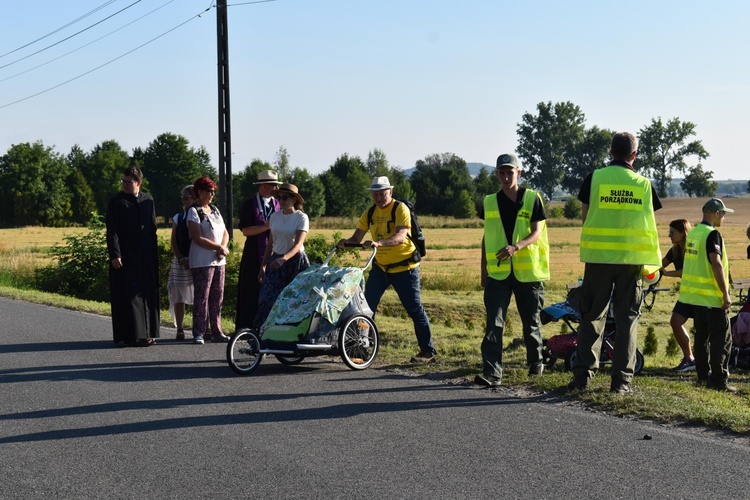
[338,176,437,363]
[568,132,662,394]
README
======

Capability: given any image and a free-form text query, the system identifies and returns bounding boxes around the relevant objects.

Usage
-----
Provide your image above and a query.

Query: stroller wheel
[275,354,305,365]
[542,345,557,369]
[564,349,578,372]
[339,315,378,370]
[634,349,644,376]
[227,329,262,375]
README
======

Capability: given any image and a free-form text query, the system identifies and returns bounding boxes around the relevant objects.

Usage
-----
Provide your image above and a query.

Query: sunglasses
[181,195,194,201]
[278,195,291,201]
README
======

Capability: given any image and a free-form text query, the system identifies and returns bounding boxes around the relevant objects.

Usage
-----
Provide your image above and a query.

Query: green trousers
[572,263,643,384]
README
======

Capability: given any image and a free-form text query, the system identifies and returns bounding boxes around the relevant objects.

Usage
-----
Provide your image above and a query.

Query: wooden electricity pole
[216,0,233,239]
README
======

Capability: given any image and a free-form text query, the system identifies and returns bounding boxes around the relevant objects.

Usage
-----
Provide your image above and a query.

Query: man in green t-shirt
[338,176,437,363]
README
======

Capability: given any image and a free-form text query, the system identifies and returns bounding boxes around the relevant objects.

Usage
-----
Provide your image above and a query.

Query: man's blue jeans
[365,264,436,355]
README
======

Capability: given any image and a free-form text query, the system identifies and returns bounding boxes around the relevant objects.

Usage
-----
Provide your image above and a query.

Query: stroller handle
[323,245,377,270]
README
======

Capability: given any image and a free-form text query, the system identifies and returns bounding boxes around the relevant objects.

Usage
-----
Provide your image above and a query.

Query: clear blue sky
[1,0,748,180]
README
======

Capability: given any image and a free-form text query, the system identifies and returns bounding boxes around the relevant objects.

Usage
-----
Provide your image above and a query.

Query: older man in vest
[569,132,662,394]
[475,153,550,387]
[679,198,736,393]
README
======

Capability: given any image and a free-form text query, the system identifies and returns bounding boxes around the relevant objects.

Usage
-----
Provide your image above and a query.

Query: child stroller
[540,278,654,374]
[730,300,750,371]
[226,245,379,375]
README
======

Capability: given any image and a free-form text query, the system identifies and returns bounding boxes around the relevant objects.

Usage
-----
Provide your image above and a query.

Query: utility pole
[216,0,233,240]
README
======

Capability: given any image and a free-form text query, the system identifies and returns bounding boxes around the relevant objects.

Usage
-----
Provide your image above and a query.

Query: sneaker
[176,330,185,341]
[610,381,633,395]
[410,351,436,363]
[474,374,502,387]
[203,332,212,342]
[673,358,696,372]
[706,379,739,394]
[528,362,544,376]
[566,375,589,391]
[211,333,230,343]
[193,335,204,345]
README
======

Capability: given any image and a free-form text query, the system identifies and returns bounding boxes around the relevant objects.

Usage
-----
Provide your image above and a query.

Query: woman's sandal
[176,330,185,341]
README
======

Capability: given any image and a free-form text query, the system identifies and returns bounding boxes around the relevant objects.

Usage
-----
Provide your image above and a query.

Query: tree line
[0,101,728,227]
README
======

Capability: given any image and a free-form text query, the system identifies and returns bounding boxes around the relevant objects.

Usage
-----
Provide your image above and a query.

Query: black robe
[106,191,160,344]
[235,194,279,329]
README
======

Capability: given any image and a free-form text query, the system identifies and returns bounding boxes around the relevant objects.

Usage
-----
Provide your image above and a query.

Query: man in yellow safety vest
[568,132,662,395]
[475,153,549,387]
[679,198,737,393]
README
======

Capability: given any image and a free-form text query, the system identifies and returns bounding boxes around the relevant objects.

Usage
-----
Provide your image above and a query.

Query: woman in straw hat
[254,183,310,329]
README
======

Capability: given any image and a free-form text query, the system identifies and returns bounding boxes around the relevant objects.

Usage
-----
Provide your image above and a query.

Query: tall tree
[320,154,371,217]
[66,168,96,225]
[637,117,709,198]
[365,148,389,176]
[472,166,501,213]
[410,152,473,216]
[232,159,272,215]
[289,168,326,219]
[0,141,72,226]
[79,140,130,214]
[141,133,213,220]
[680,164,717,197]
[274,145,291,181]
[516,101,586,200]
[562,126,614,195]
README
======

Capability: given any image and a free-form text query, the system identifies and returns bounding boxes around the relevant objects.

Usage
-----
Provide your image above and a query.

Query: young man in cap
[476,153,549,387]
[338,176,437,363]
[678,198,737,393]
[569,132,662,395]
[235,170,281,329]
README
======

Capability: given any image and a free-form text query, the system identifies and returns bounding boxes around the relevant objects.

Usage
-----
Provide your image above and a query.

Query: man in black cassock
[105,165,160,346]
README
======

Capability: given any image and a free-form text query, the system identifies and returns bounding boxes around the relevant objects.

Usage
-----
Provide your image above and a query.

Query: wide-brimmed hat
[368,176,393,191]
[276,183,304,204]
[253,170,282,185]
[702,198,734,213]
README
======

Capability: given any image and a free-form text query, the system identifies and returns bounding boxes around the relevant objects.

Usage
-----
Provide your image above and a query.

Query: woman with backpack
[187,177,230,345]
[167,185,197,340]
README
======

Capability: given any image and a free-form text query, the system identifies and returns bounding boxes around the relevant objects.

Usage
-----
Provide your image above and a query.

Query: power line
[0,5,212,110]
[0,0,118,59]
[226,0,276,6]
[0,0,177,84]
[0,0,144,71]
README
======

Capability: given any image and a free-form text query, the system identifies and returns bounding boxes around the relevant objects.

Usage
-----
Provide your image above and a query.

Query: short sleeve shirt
[479,188,547,243]
[357,201,418,271]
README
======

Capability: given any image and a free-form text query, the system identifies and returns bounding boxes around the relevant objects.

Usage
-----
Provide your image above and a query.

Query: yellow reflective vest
[679,223,729,308]
[580,166,661,268]
[484,189,549,282]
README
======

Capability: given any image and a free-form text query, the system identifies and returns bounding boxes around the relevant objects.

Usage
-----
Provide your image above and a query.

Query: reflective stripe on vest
[679,224,729,308]
[580,166,661,266]
[484,190,549,282]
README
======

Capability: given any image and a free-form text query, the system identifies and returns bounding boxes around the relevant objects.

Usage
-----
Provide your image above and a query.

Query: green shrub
[547,206,565,219]
[35,218,110,301]
[563,197,582,219]
[643,326,658,356]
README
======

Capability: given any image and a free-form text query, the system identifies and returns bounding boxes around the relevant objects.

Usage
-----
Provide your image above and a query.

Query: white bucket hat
[368,176,393,191]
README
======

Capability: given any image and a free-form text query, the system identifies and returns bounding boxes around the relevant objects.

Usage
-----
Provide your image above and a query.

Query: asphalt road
[1,296,749,499]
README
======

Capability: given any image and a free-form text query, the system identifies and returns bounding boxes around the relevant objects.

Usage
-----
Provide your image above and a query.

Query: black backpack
[176,211,191,257]
[367,200,426,257]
